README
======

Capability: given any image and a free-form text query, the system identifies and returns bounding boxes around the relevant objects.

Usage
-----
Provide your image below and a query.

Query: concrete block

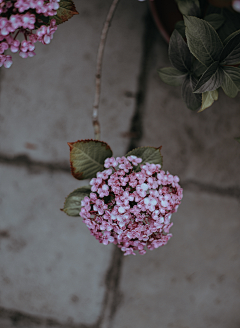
[112,190,240,328]
[0,0,147,162]
[0,165,113,325]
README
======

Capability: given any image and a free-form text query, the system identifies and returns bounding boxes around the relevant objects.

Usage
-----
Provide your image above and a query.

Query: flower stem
[92,0,120,140]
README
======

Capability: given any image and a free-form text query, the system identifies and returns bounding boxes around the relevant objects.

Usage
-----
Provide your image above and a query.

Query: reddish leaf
[53,0,78,25]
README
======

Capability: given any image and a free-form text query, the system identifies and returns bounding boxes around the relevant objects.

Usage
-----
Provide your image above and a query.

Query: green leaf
[222,66,240,88]
[221,66,240,97]
[169,29,192,73]
[125,147,163,171]
[182,74,202,111]
[198,89,218,112]
[35,15,50,28]
[174,21,185,39]
[235,137,240,143]
[222,29,240,46]
[61,186,91,217]
[217,8,240,41]
[68,139,113,180]
[194,61,223,93]
[176,0,201,16]
[184,15,223,67]
[220,30,240,65]
[159,67,187,86]
[192,58,207,77]
[52,0,78,25]
[204,14,225,30]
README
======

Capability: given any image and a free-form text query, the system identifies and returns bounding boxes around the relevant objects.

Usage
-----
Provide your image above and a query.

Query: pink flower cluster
[80,155,183,256]
[0,0,59,68]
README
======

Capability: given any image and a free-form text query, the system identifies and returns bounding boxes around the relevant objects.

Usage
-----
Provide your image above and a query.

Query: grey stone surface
[0,165,113,325]
[0,0,146,162]
[1,1,240,327]
[112,190,240,328]
[0,1,148,326]
[138,34,240,188]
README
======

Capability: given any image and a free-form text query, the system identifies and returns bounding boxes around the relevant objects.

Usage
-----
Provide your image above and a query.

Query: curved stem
[93,0,120,140]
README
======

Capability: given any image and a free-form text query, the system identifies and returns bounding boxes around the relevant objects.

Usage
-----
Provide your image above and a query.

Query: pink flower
[233,0,240,12]
[0,0,59,67]
[0,54,12,67]
[80,156,183,256]
[104,157,118,168]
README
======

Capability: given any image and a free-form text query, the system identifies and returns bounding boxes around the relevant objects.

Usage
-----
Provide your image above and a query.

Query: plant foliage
[53,0,78,25]
[159,0,240,111]
[62,140,163,216]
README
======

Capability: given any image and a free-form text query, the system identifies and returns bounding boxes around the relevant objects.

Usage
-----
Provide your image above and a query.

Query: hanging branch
[92,0,120,140]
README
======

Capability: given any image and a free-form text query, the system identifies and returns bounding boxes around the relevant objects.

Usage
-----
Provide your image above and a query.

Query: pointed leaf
[222,66,240,89]
[68,139,113,180]
[169,29,192,73]
[220,30,240,65]
[221,67,240,97]
[53,0,78,25]
[159,67,187,86]
[125,147,163,171]
[176,0,201,16]
[222,29,240,46]
[182,74,202,111]
[174,21,185,39]
[198,90,218,112]
[217,8,240,41]
[194,61,223,93]
[235,137,240,143]
[184,15,223,67]
[61,186,91,217]
[192,58,207,77]
[204,14,225,30]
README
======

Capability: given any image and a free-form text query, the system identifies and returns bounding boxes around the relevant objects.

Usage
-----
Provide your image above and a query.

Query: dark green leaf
[159,67,187,86]
[53,0,78,25]
[222,29,240,46]
[222,66,240,88]
[220,30,240,65]
[204,14,225,30]
[217,8,240,41]
[192,58,207,77]
[169,29,192,72]
[194,61,223,93]
[174,21,185,39]
[68,139,113,180]
[198,90,218,112]
[61,186,91,217]
[184,15,223,67]
[205,4,221,15]
[35,15,50,28]
[182,74,202,110]
[221,66,240,97]
[125,147,163,171]
[176,0,201,16]
[235,137,240,143]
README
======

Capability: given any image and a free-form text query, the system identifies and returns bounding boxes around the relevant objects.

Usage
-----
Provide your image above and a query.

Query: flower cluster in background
[233,0,240,11]
[0,0,59,68]
[80,156,183,256]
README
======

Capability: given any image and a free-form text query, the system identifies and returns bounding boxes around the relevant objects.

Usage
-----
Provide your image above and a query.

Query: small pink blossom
[0,0,59,67]
[80,156,183,256]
